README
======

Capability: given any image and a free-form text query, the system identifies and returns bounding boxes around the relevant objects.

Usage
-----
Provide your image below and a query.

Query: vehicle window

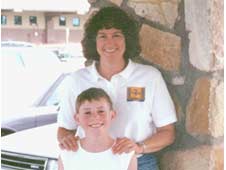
[20,48,61,69]
[44,78,65,106]
[2,50,25,69]
[2,47,62,116]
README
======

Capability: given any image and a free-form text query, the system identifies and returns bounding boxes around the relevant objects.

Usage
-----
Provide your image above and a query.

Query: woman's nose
[105,36,115,45]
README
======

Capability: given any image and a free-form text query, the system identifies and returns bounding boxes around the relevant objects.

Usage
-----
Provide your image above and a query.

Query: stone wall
[89,0,224,169]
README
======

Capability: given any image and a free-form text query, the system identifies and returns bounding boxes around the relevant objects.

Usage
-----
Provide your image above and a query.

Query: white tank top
[61,141,134,170]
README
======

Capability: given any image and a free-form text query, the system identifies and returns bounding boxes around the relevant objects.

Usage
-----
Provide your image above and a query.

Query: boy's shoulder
[60,149,78,158]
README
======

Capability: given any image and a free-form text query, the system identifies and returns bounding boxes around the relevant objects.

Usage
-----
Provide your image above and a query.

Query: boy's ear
[110,110,116,120]
[74,113,80,124]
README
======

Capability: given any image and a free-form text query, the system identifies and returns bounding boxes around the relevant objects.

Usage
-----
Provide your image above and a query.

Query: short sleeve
[57,74,79,130]
[151,73,177,127]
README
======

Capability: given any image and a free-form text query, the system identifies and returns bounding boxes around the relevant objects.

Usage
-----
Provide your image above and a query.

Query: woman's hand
[112,137,142,154]
[58,134,79,151]
[57,127,79,151]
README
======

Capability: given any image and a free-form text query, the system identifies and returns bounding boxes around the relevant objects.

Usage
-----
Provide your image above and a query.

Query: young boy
[58,87,137,170]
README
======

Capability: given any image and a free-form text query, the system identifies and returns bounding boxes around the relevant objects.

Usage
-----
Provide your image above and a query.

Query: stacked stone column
[89,0,224,169]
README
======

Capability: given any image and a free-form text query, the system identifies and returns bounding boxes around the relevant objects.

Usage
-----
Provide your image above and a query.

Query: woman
[57,6,177,170]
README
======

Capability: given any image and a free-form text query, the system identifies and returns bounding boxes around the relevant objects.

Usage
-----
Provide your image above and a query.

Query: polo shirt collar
[87,59,136,82]
[118,59,135,79]
[88,61,101,81]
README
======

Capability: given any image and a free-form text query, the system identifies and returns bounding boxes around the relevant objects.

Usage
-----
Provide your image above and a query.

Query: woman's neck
[97,59,127,80]
[80,135,114,153]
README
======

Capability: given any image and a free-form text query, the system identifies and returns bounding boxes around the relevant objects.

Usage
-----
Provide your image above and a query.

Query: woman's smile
[104,48,117,53]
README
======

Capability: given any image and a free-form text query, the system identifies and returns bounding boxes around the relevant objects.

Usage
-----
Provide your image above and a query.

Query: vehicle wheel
[1,128,15,136]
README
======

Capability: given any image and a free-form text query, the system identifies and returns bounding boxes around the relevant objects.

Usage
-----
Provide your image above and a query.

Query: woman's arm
[140,124,175,153]
[112,124,175,154]
[57,127,79,151]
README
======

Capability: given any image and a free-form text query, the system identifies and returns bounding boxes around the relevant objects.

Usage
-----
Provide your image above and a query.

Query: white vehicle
[2,47,64,135]
[1,123,60,170]
[42,43,86,73]
[2,46,85,135]
[1,46,85,170]
[1,41,35,47]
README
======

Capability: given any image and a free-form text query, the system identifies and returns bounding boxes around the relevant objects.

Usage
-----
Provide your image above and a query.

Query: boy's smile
[88,123,104,128]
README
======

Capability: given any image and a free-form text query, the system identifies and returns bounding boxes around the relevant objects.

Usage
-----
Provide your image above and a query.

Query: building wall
[1,28,46,44]
[1,11,87,44]
[1,11,46,28]
[45,13,88,43]
[1,11,46,44]
[52,14,87,30]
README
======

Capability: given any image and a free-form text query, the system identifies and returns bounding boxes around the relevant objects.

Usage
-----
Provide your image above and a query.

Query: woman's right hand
[57,127,79,151]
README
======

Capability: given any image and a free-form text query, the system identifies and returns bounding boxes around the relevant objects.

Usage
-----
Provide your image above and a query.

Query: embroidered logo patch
[127,87,145,101]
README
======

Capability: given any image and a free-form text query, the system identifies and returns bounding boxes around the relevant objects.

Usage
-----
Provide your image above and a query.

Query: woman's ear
[74,113,80,125]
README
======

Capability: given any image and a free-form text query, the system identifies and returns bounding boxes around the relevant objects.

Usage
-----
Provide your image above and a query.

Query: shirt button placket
[109,77,118,102]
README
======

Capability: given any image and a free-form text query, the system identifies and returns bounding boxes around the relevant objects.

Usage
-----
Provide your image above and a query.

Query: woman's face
[96,28,126,62]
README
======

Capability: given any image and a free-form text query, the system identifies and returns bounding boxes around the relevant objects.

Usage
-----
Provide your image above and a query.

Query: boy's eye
[84,111,91,115]
[98,110,105,114]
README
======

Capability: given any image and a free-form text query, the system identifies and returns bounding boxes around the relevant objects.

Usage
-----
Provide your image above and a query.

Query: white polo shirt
[57,60,177,142]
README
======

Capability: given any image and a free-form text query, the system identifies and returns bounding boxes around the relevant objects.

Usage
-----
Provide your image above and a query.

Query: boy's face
[75,98,115,136]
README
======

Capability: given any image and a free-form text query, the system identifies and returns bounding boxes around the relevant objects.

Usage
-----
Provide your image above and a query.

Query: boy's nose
[91,112,100,119]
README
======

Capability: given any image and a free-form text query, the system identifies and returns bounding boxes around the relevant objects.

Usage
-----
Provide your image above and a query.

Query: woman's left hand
[112,137,140,154]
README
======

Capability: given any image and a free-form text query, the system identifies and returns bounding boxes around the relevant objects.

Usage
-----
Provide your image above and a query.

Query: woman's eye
[113,33,123,38]
[114,34,120,37]
[97,35,106,39]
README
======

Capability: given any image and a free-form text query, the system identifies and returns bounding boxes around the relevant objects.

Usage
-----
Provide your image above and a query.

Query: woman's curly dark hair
[81,6,141,61]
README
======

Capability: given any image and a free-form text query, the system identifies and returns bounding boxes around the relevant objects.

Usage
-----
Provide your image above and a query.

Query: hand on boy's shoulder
[59,135,79,151]
[112,137,137,154]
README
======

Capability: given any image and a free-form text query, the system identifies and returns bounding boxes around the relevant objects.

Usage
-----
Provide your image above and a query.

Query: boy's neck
[80,135,114,153]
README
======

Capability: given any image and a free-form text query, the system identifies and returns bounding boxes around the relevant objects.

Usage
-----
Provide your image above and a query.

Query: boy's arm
[57,127,79,151]
[127,154,137,170]
[58,156,64,170]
